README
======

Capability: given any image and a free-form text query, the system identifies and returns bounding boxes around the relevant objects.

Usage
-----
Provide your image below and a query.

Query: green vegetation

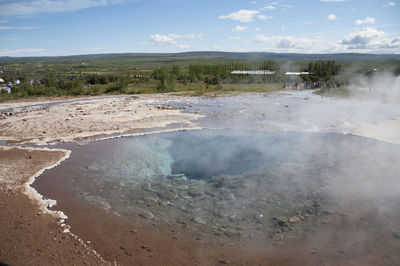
[0,52,399,102]
[314,87,352,97]
[188,60,279,75]
[304,60,341,81]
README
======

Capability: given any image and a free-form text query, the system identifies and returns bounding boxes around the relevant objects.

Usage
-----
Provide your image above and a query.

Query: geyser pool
[33,129,400,265]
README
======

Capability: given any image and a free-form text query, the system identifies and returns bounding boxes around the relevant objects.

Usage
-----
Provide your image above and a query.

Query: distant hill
[1,51,400,62]
[177,51,400,62]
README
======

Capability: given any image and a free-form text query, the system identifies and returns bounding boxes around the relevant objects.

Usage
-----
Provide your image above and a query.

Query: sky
[0,0,399,56]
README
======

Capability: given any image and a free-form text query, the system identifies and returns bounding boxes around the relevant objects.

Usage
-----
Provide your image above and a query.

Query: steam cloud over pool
[34,130,400,265]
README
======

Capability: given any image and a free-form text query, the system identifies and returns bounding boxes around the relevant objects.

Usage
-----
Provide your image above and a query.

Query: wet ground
[29,91,400,265]
[33,128,400,265]
[157,91,400,134]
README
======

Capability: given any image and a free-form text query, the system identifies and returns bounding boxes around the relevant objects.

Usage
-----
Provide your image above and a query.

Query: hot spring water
[33,129,400,264]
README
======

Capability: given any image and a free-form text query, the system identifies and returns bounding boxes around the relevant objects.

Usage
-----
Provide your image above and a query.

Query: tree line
[188,60,280,75]
[1,60,346,101]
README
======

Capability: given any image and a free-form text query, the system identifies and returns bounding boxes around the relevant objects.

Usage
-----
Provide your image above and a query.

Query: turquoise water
[36,130,400,228]
[33,129,400,264]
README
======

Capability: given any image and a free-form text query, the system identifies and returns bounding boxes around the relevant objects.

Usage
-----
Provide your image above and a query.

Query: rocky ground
[0,95,202,145]
[1,91,400,265]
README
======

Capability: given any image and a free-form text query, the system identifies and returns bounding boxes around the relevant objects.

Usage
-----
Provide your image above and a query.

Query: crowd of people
[282,80,349,90]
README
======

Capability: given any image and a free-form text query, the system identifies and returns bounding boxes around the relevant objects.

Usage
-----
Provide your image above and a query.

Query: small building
[231,70,275,75]
[0,78,4,84]
[285,72,311,76]
[14,79,21,85]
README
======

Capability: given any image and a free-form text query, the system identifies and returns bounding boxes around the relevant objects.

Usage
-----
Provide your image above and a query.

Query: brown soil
[0,147,109,266]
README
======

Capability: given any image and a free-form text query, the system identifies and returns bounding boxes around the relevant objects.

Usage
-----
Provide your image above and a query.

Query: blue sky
[0,0,399,56]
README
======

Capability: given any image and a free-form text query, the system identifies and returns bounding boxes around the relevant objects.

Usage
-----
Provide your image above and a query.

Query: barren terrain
[0,92,399,265]
[0,95,202,145]
[0,147,109,265]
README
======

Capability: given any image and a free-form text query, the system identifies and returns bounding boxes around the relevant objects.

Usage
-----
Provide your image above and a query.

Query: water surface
[34,129,400,265]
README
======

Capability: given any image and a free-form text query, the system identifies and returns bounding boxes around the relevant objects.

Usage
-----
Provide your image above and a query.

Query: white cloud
[149,33,202,49]
[355,17,375,26]
[262,5,276,10]
[150,34,177,46]
[0,0,122,17]
[383,1,396,7]
[253,34,337,52]
[0,26,39,30]
[219,9,260,23]
[232,26,249,32]
[320,0,347,2]
[341,27,387,49]
[340,27,400,52]
[0,48,45,56]
[229,36,242,40]
[281,4,295,10]
[252,27,400,53]
[327,14,337,20]
[254,27,261,31]
[167,33,203,40]
[257,15,273,20]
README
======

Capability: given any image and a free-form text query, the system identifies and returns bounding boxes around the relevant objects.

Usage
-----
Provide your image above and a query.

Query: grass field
[0,52,399,102]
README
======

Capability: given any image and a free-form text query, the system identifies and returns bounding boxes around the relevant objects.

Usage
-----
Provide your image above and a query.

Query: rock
[223,230,237,238]
[167,174,186,179]
[141,245,153,252]
[138,210,154,220]
[273,217,288,227]
[254,214,264,223]
[159,200,174,206]
[141,182,152,192]
[220,188,236,201]
[218,260,231,264]
[392,232,400,239]
[312,201,320,208]
[192,217,206,225]
[188,188,203,197]
[288,216,301,223]
[155,189,175,200]
[176,185,189,190]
